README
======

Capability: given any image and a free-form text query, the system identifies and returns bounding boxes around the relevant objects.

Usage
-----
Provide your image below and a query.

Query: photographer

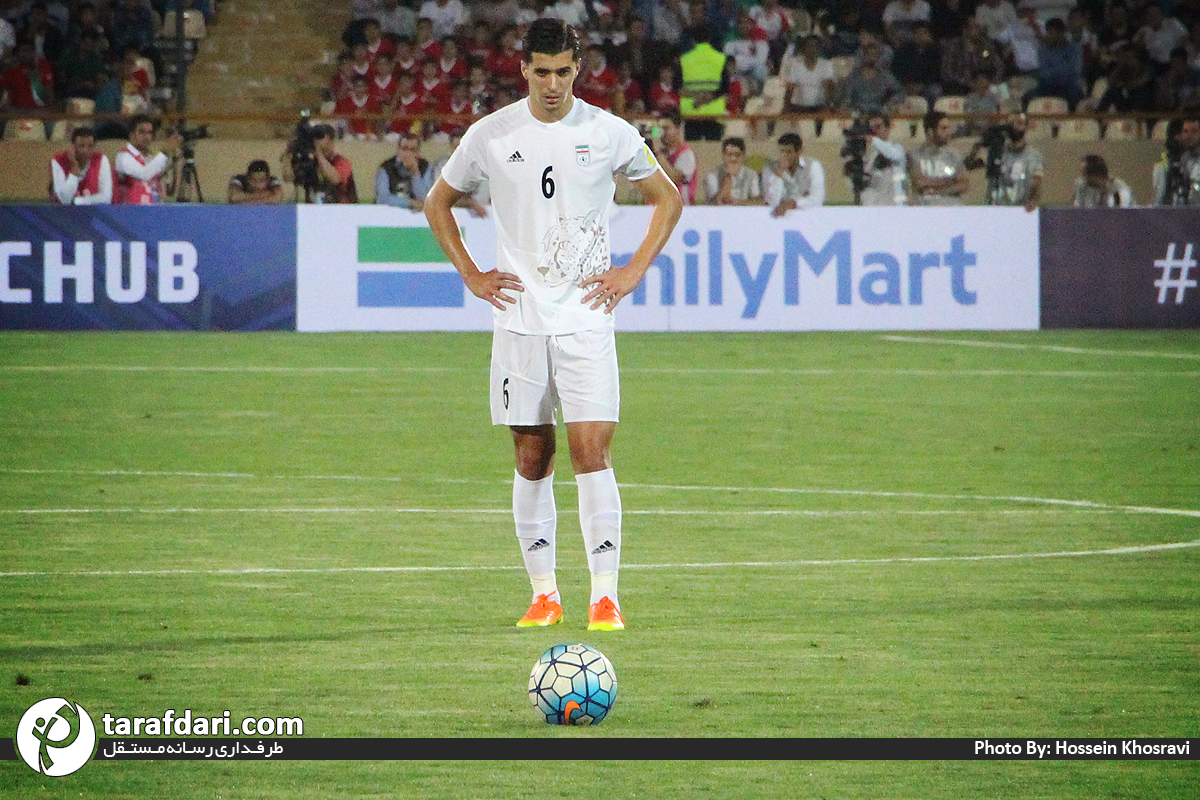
[114,115,182,204]
[1153,117,1200,206]
[228,159,284,204]
[1073,155,1134,208]
[375,133,435,211]
[909,111,969,205]
[965,111,1043,211]
[846,113,909,206]
[281,122,358,204]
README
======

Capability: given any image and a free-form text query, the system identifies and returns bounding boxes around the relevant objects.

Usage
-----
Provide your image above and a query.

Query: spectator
[647,63,680,114]
[281,123,357,203]
[909,110,969,205]
[882,0,932,47]
[56,28,106,100]
[466,63,495,114]
[485,25,524,91]
[1096,44,1155,113]
[1027,17,1084,110]
[114,115,183,204]
[616,59,645,115]
[931,0,971,42]
[434,79,474,137]
[18,1,65,62]
[393,36,420,75]
[464,20,496,66]
[747,0,792,46]
[416,57,450,114]
[575,43,620,111]
[545,0,589,29]
[995,3,1042,76]
[0,16,15,64]
[892,22,943,104]
[779,34,836,112]
[1072,154,1133,207]
[941,17,1006,96]
[375,132,435,209]
[679,24,727,139]
[1065,6,1100,87]
[370,52,400,109]
[859,112,909,206]
[436,36,469,83]
[378,0,417,39]
[962,69,1005,134]
[706,0,740,45]
[703,135,762,205]
[49,126,113,204]
[388,70,422,136]
[228,159,284,204]
[762,131,825,215]
[651,0,690,48]
[0,39,55,136]
[723,11,771,95]
[109,0,157,64]
[418,0,468,39]
[336,74,383,139]
[650,110,698,204]
[1155,47,1200,112]
[362,18,396,63]
[839,39,904,116]
[1153,117,1200,206]
[966,111,1043,210]
[1135,5,1188,71]
[329,52,358,103]
[118,44,154,114]
[974,0,1018,44]
[413,16,441,61]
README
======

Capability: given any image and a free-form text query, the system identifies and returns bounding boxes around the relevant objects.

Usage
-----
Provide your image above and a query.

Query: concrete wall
[2,135,1166,206]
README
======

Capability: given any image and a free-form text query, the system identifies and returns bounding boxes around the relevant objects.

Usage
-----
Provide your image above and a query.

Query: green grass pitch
[1,329,1197,798]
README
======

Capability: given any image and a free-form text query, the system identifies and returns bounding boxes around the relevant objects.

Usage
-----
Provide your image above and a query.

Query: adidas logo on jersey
[590,540,615,555]
[508,151,524,163]
[526,538,550,552]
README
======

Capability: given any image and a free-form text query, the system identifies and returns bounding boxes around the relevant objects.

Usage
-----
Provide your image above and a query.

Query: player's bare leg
[512,425,562,627]
[567,421,625,630]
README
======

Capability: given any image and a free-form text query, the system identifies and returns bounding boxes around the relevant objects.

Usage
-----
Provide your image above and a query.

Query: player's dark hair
[923,110,946,132]
[247,159,271,175]
[1082,154,1108,179]
[722,136,746,153]
[71,126,96,142]
[522,17,582,62]
[777,132,803,150]
[310,123,336,140]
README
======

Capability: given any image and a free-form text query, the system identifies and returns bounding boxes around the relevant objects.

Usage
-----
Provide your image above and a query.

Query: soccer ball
[528,643,617,725]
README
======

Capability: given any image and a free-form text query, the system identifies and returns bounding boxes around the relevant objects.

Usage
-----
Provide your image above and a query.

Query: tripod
[174,147,204,203]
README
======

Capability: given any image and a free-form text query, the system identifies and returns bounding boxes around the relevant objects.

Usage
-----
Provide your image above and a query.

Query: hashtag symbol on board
[1153,243,1198,305]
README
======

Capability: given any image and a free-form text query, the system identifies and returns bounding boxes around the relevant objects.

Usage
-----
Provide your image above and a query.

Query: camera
[840,117,872,195]
[173,123,209,159]
[289,114,321,197]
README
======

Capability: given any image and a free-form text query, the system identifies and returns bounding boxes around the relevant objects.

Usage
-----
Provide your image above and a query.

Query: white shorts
[490,326,620,426]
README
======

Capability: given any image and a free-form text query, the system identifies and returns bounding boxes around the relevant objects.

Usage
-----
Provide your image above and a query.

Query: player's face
[73,135,96,163]
[932,118,953,145]
[722,145,744,169]
[777,144,799,171]
[1180,121,1200,149]
[522,50,579,123]
[130,122,154,152]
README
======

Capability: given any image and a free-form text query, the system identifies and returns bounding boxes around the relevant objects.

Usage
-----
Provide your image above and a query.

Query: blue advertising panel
[0,206,297,330]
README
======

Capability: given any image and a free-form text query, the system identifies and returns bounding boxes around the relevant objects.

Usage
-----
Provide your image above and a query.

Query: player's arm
[580,168,682,313]
[424,176,523,309]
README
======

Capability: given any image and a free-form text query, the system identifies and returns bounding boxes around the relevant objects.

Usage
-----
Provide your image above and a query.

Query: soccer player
[424,18,682,632]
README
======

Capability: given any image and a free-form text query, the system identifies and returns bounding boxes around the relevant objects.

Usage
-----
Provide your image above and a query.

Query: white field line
[3,365,1198,378]
[2,540,1197,579]
[0,507,1112,516]
[881,335,1200,361]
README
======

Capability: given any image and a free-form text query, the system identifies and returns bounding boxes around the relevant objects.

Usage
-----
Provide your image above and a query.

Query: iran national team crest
[575,144,590,166]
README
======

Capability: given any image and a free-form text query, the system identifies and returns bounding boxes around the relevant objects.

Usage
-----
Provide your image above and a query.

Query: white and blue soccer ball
[528,643,617,725]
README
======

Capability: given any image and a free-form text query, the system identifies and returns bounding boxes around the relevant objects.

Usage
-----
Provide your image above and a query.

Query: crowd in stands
[319,0,1200,144]
[0,0,213,138]
[5,0,1200,206]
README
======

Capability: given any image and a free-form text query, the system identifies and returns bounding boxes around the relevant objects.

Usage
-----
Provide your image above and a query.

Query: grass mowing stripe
[881,334,1200,360]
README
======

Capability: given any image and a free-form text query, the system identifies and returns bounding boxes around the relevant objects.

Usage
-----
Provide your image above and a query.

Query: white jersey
[439,97,660,335]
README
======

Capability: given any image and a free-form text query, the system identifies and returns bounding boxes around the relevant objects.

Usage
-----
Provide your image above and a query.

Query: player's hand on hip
[466,269,523,310]
[581,266,640,314]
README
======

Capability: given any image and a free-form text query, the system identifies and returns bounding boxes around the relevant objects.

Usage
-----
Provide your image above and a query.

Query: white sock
[513,471,557,601]
[576,468,621,607]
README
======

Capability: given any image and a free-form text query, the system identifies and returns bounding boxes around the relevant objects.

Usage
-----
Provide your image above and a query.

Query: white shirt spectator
[545,0,590,28]
[724,36,771,89]
[651,0,689,46]
[974,0,1018,42]
[377,0,417,38]
[779,50,835,108]
[763,157,825,210]
[1138,13,1189,66]
[882,0,932,37]
[418,0,469,39]
[748,1,791,42]
[996,15,1042,72]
